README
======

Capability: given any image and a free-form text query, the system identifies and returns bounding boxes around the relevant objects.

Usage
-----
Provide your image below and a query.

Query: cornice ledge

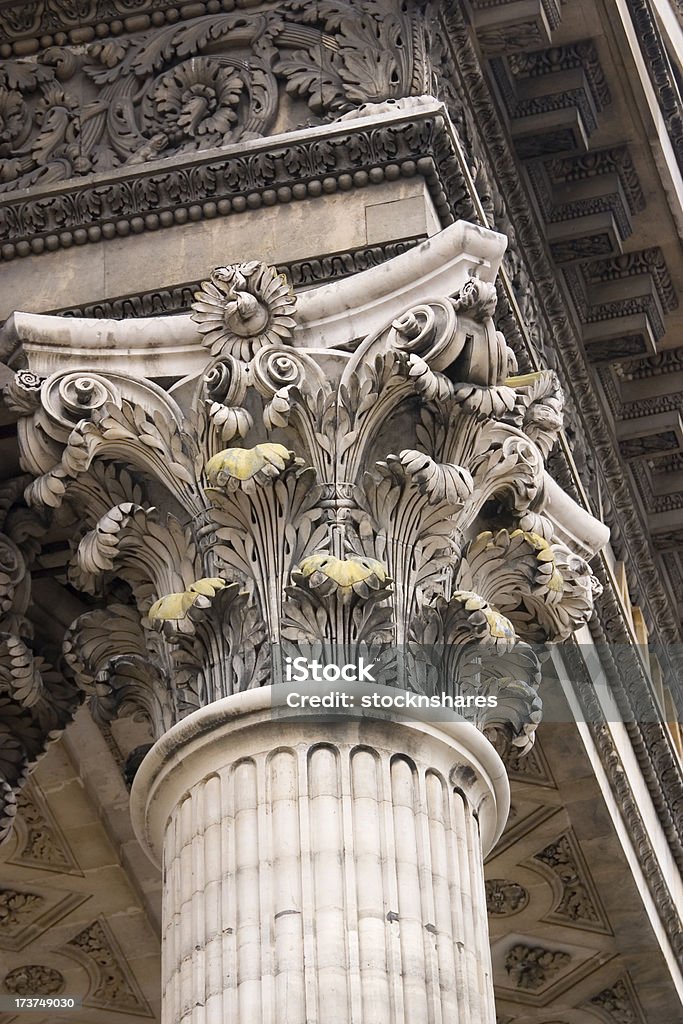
[0,220,506,378]
[0,96,469,267]
[440,4,683,659]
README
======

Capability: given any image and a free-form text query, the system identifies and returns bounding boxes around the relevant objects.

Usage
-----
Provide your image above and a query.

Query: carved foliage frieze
[467,0,561,56]
[0,105,470,264]
[65,918,152,1015]
[0,1,212,49]
[587,976,644,1024]
[505,942,571,990]
[9,785,81,873]
[624,0,683,173]
[0,1,430,196]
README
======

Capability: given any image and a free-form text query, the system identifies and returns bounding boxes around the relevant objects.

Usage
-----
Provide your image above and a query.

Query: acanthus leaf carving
[63,603,174,736]
[399,449,474,506]
[26,390,204,518]
[0,477,81,845]
[211,461,329,649]
[205,443,302,490]
[0,634,81,843]
[283,553,394,670]
[505,942,571,990]
[455,528,601,644]
[70,503,199,610]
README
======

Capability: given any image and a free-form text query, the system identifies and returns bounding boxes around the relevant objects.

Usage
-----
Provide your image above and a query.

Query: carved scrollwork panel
[0,1,429,196]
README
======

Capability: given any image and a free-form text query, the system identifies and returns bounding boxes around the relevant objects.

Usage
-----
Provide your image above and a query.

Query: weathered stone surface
[131,687,508,1024]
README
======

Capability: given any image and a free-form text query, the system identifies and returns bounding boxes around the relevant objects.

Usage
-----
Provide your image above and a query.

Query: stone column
[6,226,608,1022]
[131,688,508,1024]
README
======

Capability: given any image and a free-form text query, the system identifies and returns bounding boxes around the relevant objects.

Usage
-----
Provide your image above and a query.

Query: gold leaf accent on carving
[148,578,228,623]
[296,554,389,596]
[205,443,294,486]
[511,529,564,593]
[504,371,544,387]
[451,590,516,640]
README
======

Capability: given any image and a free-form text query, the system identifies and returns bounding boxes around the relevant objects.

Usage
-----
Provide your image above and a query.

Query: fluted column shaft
[131,687,508,1024]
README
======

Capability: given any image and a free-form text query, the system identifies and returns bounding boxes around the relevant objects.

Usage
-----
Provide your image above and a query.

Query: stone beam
[616,410,683,461]
[464,0,562,54]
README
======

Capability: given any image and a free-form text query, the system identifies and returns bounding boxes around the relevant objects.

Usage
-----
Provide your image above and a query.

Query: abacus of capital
[0,223,607,1022]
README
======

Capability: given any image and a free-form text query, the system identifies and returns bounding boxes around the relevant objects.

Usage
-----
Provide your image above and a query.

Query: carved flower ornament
[146,57,244,146]
[192,262,297,359]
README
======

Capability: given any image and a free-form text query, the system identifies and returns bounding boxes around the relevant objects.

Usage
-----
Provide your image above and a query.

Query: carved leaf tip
[293,553,392,599]
[205,442,301,489]
[148,577,237,630]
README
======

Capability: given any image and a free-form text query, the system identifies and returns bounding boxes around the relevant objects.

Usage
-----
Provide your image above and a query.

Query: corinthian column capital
[3,222,610,1024]
[6,223,607,760]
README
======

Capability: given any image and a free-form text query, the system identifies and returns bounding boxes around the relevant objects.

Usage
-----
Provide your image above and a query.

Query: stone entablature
[0,98,463,275]
[0,0,434,194]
